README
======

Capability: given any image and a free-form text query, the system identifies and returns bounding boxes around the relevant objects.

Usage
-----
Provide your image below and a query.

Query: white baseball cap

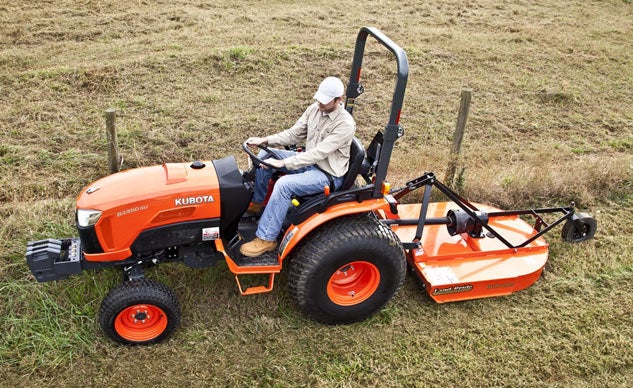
[313,77,344,105]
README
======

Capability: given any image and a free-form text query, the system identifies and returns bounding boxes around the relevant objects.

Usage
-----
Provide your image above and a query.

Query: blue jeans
[253,149,343,241]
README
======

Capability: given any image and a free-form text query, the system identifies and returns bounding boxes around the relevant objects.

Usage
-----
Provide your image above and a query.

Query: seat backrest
[339,137,366,191]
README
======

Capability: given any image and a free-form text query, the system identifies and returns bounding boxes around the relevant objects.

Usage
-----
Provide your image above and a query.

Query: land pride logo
[432,284,473,296]
[175,194,215,206]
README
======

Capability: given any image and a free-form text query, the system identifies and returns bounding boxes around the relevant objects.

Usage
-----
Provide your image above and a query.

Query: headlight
[77,209,102,227]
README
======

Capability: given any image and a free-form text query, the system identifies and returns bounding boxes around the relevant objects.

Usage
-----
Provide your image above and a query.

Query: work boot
[246,202,264,215]
[240,237,277,257]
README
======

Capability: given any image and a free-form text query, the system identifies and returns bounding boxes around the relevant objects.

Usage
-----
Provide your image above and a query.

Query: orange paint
[77,162,220,262]
[279,198,392,261]
[114,304,168,342]
[388,202,549,303]
[327,261,381,306]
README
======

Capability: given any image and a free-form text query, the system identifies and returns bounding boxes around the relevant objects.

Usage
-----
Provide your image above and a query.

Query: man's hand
[246,136,268,146]
[262,158,285,169]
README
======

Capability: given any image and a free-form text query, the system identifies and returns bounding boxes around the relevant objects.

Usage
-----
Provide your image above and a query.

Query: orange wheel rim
[327,261,380,306]
[114,304,168,342]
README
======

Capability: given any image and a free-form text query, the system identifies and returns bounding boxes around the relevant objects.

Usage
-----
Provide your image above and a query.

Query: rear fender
[278,198,392,261]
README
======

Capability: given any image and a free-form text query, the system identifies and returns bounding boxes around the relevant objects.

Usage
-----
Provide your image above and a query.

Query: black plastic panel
[130,219,221,257]
[77,225,103,253]
[213,156,252,238]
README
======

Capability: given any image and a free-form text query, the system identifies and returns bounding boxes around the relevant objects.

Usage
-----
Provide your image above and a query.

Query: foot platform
[231,252,280,295]
[232,251,279,267]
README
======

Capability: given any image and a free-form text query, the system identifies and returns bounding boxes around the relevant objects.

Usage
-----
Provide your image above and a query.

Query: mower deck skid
[391,202,548,303]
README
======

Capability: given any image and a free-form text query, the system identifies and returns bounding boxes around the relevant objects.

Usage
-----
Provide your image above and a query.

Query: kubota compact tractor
[26,27,597,345]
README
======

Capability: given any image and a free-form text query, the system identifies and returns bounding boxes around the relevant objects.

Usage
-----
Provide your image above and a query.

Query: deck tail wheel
[562,213,597,243]
[99,279,181,345]
[288,214,406,324]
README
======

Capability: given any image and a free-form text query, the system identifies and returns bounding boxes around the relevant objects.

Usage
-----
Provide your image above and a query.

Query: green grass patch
[0,280,97,370]
[607,136,633,151]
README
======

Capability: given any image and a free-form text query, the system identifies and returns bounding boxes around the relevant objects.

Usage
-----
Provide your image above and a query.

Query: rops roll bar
[344,27,409,198]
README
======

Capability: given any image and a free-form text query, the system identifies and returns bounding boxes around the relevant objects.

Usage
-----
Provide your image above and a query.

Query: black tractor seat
[339,137,371,191]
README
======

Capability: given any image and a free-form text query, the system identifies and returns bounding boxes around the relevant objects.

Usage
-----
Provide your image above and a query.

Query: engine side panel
[130,218,221,256]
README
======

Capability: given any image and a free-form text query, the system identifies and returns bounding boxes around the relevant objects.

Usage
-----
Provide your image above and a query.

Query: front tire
[99,279,181,345]
[288,214,406,324]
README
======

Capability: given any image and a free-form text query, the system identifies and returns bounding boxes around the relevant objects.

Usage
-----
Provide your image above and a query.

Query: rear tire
[99,279,181,345]
[561,213,597,243]
[288,214,406,324]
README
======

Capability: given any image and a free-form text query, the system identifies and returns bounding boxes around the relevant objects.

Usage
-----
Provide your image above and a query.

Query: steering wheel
[242,140,283,169]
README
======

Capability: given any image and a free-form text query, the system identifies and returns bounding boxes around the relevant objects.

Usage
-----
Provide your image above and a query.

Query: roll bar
[344,27,409,198]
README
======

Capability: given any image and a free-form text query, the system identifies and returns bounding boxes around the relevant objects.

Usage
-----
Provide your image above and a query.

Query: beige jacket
[266,102,356,177]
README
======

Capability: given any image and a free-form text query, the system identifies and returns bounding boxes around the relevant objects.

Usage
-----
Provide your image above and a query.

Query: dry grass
[1,0,633,386]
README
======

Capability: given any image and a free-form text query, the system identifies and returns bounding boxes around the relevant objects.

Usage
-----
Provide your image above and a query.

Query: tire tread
[99,278,181,345]
[288,214,406,324]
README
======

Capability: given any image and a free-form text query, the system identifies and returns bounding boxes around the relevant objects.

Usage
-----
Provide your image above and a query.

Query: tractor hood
[75,156,251,260]
[77,161,220,213]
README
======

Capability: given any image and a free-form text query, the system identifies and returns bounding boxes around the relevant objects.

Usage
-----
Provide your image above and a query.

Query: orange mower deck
[390,202,548,303]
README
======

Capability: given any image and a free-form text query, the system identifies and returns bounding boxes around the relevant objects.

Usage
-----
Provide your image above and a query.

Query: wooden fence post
[444,88,472,188]
[105,108,120,173]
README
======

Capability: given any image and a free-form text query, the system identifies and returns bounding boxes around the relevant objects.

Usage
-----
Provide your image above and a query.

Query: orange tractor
[26,27,596,345]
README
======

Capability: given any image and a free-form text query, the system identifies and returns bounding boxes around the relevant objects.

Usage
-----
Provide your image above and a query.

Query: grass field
[1,0,632,386]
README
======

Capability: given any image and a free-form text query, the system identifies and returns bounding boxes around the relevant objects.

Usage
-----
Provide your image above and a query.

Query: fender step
[235,272,276,295]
